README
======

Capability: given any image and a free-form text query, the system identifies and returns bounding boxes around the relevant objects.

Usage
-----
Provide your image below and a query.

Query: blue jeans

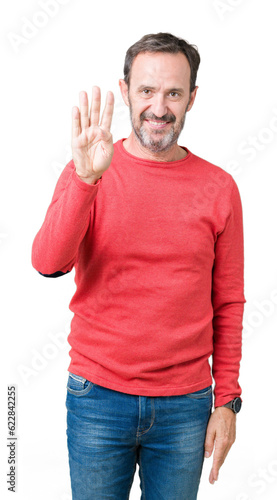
[66,372,213,500]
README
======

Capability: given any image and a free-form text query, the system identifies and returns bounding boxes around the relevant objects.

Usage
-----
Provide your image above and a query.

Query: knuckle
[215,455,224,466]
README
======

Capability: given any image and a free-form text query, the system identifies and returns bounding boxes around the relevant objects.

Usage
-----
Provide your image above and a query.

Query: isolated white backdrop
[1,0,277,499]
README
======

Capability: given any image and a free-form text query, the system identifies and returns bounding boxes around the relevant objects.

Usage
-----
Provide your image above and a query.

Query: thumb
[99,128,113,156]
[99,126,113,144]
[204,430,215,458]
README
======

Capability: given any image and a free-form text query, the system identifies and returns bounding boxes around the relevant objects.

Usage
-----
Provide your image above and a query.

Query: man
[32,32,246,499]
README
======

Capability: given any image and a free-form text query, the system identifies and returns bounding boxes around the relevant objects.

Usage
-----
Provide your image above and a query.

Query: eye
[169,91,179,97]
[142,89,151,95]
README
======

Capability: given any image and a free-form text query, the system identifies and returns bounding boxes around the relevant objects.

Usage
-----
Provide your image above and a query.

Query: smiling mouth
[145,119,171,129]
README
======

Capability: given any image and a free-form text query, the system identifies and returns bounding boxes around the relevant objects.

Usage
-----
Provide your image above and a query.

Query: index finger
[211,440,230,482]
[100,91,114,130]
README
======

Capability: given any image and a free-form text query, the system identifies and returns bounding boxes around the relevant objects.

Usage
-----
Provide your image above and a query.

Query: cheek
[174,106,187,122]
[134,104,150,121]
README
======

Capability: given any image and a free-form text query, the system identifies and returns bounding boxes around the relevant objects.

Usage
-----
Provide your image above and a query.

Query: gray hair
[123,32,201,93]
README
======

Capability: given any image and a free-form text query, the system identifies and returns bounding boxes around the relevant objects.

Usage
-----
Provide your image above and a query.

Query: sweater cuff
[72,169,102,191]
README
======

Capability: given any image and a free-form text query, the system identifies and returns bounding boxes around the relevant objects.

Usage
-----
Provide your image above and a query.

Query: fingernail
[205,451,209,458]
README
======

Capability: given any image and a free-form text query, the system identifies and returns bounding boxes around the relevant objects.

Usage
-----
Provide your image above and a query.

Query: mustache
[140,111,176,123]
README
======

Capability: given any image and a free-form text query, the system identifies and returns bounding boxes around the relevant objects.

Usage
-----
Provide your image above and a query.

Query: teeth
[148,121,167,125]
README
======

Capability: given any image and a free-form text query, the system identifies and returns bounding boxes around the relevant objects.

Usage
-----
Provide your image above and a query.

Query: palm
[72,127,107,173]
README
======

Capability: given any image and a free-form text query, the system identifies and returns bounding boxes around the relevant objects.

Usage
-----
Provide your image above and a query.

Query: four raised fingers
[73,86,114,138]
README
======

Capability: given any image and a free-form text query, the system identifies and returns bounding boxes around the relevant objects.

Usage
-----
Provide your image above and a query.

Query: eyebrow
[137,85,184,93]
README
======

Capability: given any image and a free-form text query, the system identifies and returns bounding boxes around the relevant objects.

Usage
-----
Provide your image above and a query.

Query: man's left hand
[204,406,236,484]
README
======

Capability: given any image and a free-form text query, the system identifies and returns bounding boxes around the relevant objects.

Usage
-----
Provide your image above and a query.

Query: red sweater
[32,139,246,406]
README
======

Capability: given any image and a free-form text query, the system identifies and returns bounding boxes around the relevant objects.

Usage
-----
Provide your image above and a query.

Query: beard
[128,101,189,153]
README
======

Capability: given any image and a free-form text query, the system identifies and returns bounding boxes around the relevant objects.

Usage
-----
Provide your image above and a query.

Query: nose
[150,93,168,118]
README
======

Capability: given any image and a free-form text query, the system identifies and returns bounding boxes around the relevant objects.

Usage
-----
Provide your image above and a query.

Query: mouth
[144,119,171,130]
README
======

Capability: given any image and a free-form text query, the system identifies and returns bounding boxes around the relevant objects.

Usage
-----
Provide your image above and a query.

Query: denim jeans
[66,372,213,500]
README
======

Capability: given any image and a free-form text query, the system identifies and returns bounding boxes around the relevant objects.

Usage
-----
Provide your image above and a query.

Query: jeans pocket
[66,372,95,397]
[186,385,212,399]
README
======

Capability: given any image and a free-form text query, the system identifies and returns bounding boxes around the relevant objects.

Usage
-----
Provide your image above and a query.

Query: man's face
[121,52,196,153]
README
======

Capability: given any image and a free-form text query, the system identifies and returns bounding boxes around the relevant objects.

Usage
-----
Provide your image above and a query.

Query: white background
[1,0,277,498]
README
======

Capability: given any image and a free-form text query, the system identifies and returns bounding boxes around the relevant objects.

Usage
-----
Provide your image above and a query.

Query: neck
[122,132,187,162]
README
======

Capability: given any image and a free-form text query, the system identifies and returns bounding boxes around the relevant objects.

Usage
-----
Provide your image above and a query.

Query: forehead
[129,51,191,89]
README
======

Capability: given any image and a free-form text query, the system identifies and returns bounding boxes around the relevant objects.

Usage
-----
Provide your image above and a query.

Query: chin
[138,128,176,153]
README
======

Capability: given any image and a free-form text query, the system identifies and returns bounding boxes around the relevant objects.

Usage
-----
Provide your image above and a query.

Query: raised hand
[71,86,114,184]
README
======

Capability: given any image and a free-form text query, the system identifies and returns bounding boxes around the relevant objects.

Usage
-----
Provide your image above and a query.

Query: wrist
[221,397,242,414]
[75,171,102,185]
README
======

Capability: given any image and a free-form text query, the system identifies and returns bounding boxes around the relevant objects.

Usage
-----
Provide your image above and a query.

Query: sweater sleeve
[211,178,246,408]
[31,159,101,276]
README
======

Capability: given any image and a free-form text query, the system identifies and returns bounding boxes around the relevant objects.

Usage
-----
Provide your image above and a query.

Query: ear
[119,79,130,107]
[186,86,198,112]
